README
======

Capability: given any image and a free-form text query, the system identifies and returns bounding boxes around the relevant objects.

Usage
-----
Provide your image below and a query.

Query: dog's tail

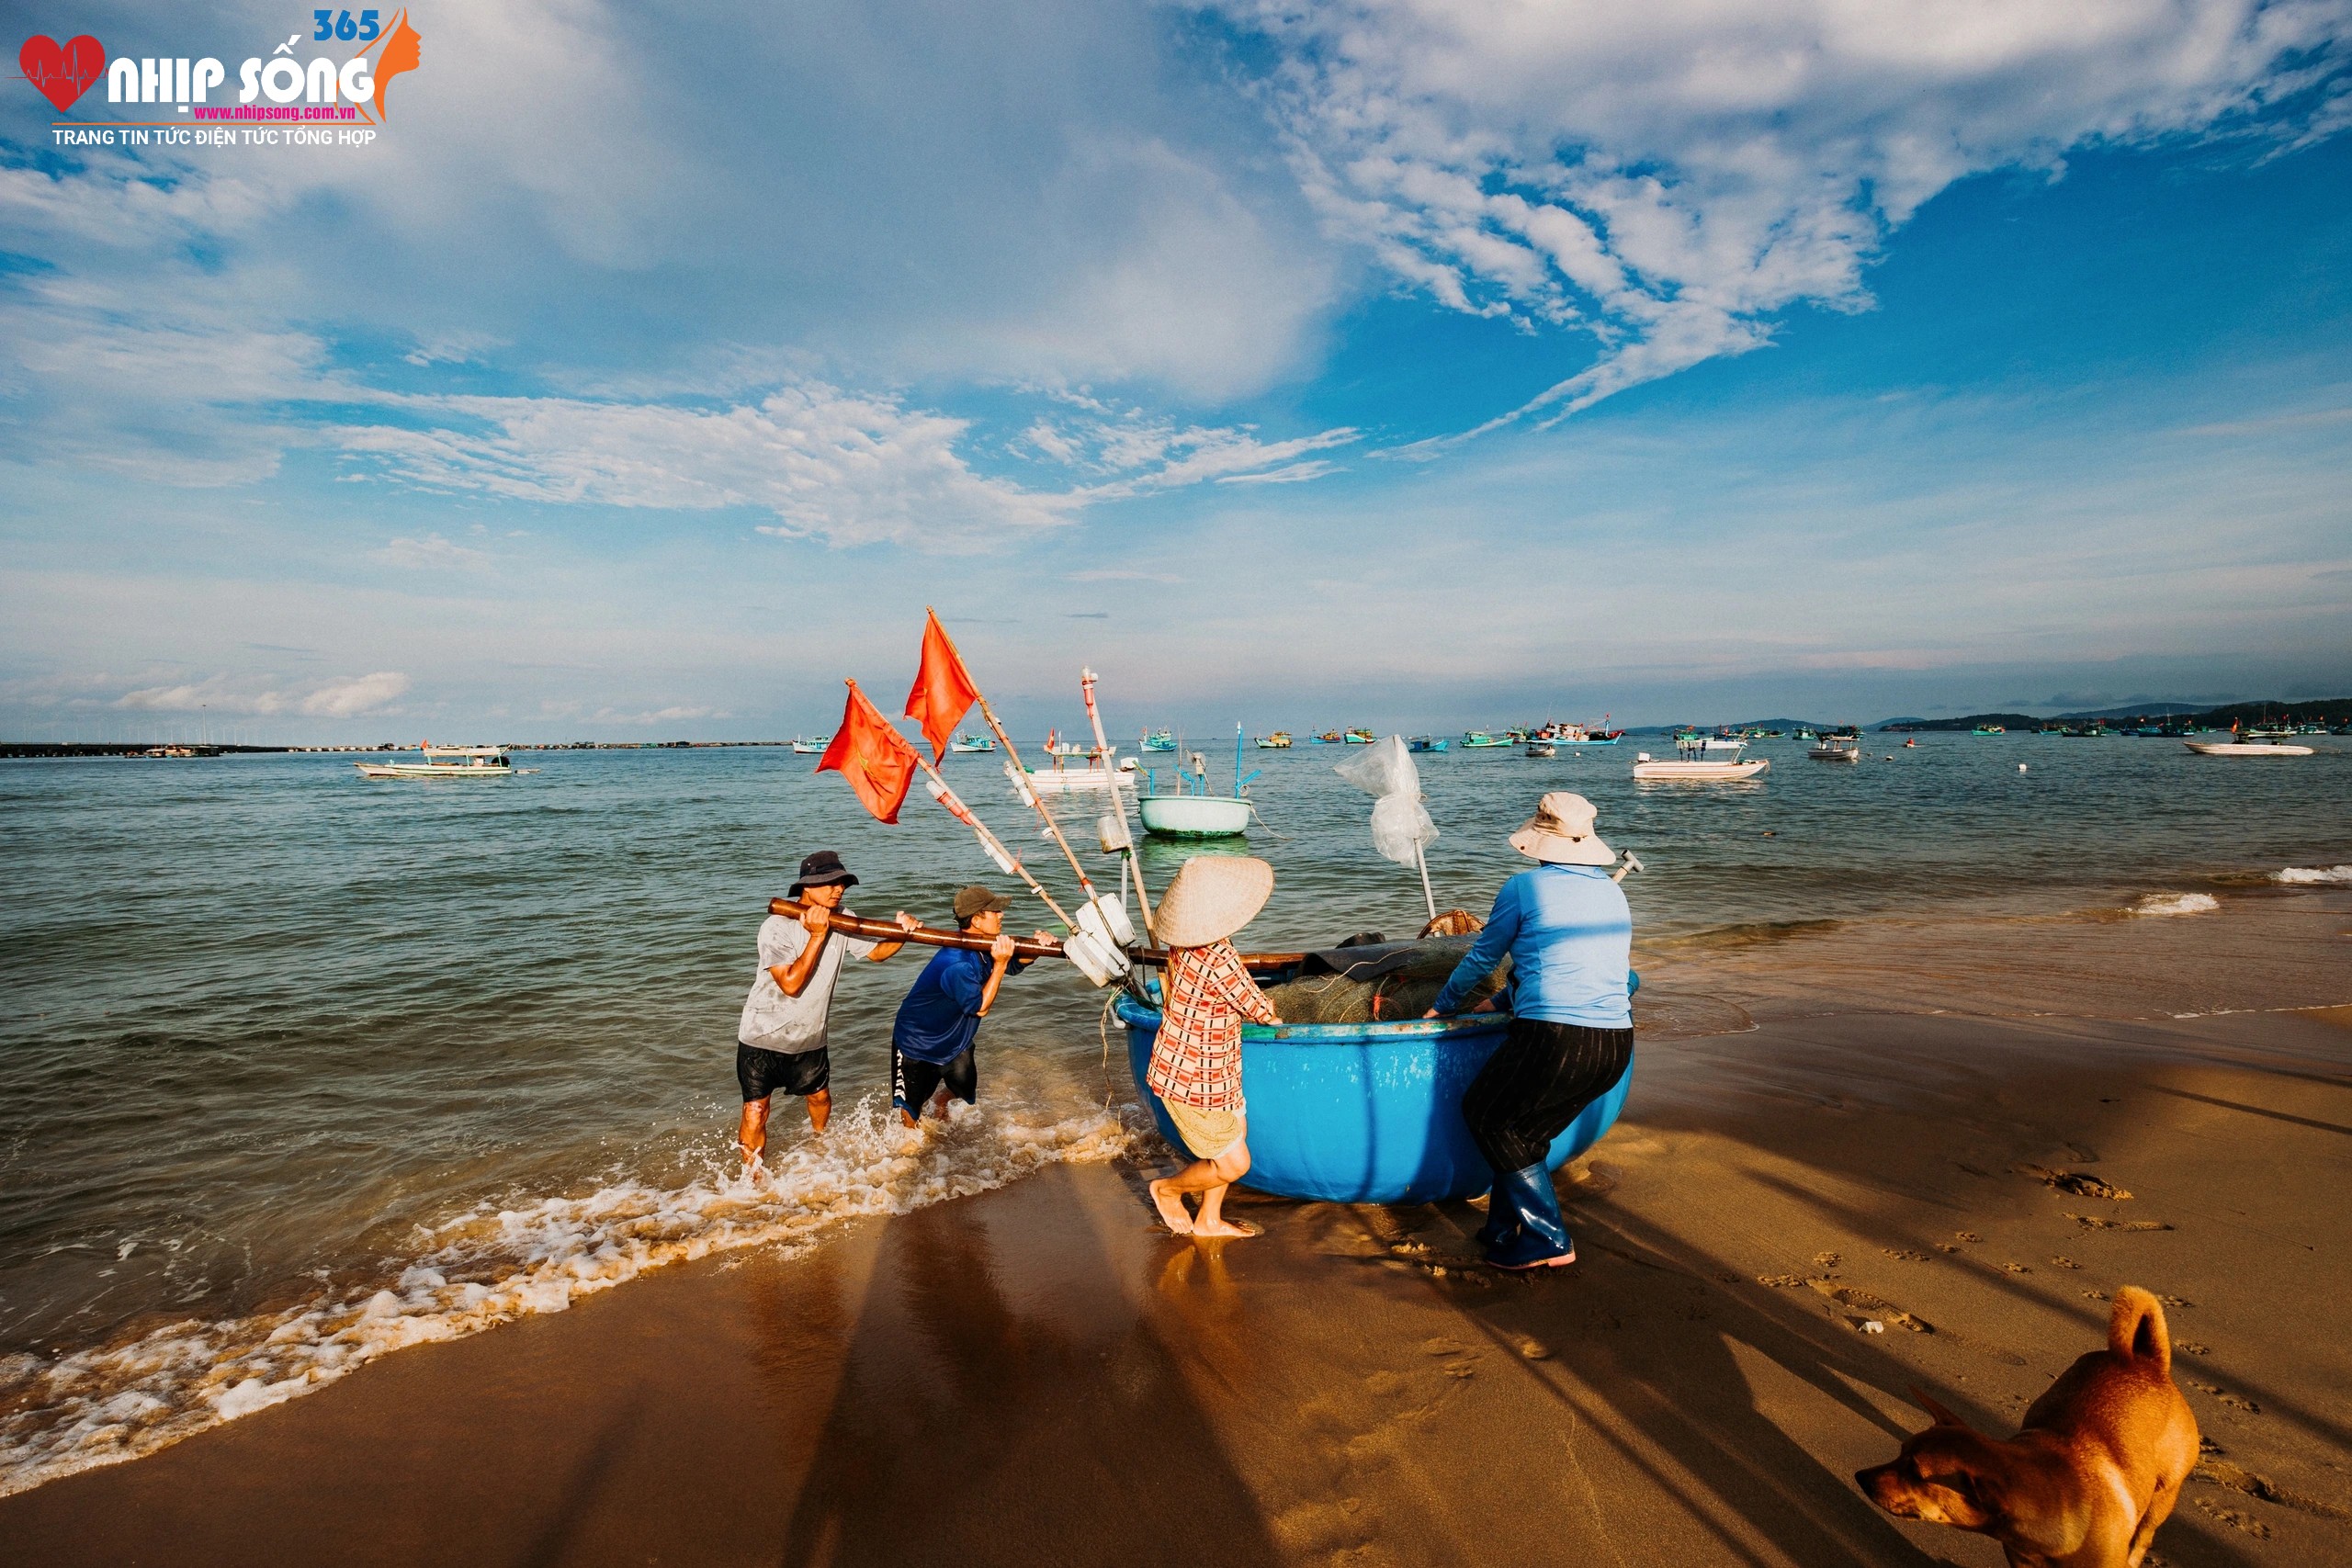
[2109,1285,2170,1372]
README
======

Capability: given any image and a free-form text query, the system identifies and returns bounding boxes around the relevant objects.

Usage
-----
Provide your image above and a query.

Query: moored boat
[1458,730,1512,749]
[1972,724,2006,735]
[948,732,995,753]
[1140,728,1178,752]
[790,735,829,754]
[1343,728,1375,744]
[1809,729,1862,761]
[1524,741,1556,758]
[356,743,526,779]
[2184,740,2312,757]
[1634,736,1770,781]
[1406,736,1450,752]
[1255,731,1294,749]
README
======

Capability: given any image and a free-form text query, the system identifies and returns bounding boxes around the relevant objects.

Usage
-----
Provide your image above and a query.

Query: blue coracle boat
[1117,990,1632,1204]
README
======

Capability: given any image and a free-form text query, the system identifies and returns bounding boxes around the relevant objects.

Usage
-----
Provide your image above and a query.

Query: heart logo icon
[20,34,106,114]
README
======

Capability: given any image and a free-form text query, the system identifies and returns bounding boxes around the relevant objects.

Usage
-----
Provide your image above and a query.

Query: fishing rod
[911,756,1080,931]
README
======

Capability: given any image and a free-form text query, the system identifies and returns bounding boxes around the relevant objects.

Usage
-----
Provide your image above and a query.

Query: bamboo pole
[967,680,1102,905]
[1080,667,1155,942]
[913,757,1080,931]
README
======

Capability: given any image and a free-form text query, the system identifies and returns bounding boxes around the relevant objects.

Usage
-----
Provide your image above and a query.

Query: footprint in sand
[2066,1213,2173,1232]
[2004,1262,2032,1274]
[1883,1247,1931,1262]
[2189,1380,2261,1414]
[2178,1340,2210,1355]
[1955,1231,1982,1243]
[2019,1165,2133,1201]
[2194,1497,2273,1539]
[2052,1256,2081,1269]
[1813,1250,1842,1269]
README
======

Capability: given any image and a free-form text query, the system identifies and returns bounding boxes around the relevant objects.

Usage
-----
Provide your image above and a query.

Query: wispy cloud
[112,671,412,718]
[371,534,492,571]
[1228,0,2352,446]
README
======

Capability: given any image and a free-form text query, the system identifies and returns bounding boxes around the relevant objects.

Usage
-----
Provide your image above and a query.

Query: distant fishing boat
[1634,736,1770,781]
[1343,728,1375,744]
[790,735,829,754]
[1525,741,1557,758]
[1139,728,1177,752]
[1407,736,1449,753]
[1458,731,1512,750]
[948,732,995,753]
[1809,729,1862,761]
[1255,731,1293,749]
[356,743,526,779]
[1972,724,2006,735]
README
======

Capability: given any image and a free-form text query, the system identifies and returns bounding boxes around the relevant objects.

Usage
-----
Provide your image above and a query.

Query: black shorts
[738,1042,830,1102]
[1460,1019,1633,1173]
[891,1045,976,1113]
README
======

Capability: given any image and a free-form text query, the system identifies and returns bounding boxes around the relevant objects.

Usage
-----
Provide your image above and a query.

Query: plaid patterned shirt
[1147,939,1278,1111]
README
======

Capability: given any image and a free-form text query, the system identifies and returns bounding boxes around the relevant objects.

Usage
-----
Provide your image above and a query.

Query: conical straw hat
[1154,855,1274,948]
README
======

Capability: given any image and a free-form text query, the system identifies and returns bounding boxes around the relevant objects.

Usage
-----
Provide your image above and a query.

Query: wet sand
[5,891,2349,1566]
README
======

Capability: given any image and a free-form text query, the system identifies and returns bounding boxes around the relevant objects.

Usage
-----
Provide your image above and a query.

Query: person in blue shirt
[890,886,1045,1128]
[1424,792,1633,1269]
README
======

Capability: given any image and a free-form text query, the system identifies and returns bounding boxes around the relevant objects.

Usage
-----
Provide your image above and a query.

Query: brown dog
[1855,1286,2199,1567]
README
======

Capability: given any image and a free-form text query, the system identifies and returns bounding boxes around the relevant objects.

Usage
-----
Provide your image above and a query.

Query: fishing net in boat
[1260,935,1510,1024]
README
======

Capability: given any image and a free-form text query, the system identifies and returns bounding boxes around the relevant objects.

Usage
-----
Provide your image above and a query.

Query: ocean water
[3,732,2347,1491]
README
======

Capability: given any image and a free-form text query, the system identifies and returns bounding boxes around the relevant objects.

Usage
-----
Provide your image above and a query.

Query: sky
[4,0,2350,741]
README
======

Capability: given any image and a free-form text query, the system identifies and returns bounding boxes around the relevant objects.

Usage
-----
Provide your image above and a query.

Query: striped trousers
[1461,1019,1634,1173]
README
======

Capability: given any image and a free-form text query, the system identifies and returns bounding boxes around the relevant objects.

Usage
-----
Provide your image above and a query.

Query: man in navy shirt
[890,886,1045,1127]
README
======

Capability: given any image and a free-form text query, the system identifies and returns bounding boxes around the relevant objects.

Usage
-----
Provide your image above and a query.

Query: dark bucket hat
[952,885,1011,921]
[789,850,859,897]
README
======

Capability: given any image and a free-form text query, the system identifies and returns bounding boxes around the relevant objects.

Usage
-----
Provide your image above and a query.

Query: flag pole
[927,610,1104,906]
[1080,666,1155,942]
[913,756,1080,930]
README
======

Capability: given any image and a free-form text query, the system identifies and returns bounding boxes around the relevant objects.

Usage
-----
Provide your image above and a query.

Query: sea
[3,732,2347,1494]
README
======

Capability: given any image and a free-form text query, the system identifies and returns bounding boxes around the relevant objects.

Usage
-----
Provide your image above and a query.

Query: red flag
[904,608,983,762]
[818,680,918,823]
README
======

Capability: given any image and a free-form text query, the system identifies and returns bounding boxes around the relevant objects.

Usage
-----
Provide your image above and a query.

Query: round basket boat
[1117,993,1632,1204]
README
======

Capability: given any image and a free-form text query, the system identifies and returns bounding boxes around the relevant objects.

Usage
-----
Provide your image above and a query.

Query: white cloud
[110,671,411,717]
[1229,0,2352,440]
[371,535,492,571]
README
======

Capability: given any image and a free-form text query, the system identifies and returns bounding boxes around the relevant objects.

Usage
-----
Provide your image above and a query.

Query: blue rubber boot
[1484,1164,1576,1269]
[1474,1181,1521,1249]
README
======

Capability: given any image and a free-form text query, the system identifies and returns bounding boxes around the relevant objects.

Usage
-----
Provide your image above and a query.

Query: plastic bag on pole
[1335,735,1437,868]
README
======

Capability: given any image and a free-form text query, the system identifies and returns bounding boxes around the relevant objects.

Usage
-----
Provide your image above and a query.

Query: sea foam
[2132,893,2220,917]
[0,1095,1139,1498]
[2274,865,2352,885]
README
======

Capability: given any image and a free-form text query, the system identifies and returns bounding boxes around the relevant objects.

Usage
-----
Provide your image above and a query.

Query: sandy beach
[4,887,2346,1567]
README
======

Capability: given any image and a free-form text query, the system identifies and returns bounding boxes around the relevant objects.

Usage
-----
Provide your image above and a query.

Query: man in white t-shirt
[737,851,918,1174]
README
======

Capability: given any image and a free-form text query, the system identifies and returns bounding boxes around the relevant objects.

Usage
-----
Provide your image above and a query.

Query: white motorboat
[1634,736,1770,781]
[1809,729,1862,761]
[356,743,528,779]
[1014,758,1136,795]
[790,735,829,754]
[2184,740,2312,757]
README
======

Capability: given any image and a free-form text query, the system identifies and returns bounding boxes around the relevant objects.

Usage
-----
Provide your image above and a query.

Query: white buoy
[2018,762,2029,772]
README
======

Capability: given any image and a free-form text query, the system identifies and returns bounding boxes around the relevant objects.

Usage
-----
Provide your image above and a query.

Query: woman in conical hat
[1423,793,1633,1269]
[1145,855,1282,1237]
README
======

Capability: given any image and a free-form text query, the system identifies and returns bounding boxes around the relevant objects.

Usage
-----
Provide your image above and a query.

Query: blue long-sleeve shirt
[1430,863,1632,1028]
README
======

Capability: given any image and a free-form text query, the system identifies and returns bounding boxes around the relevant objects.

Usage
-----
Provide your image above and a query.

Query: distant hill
[1877,713,2042,732]
[1879,698,2352,732]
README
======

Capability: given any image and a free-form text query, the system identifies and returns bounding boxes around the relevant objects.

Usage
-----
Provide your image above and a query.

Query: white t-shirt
[738,914,876,1054]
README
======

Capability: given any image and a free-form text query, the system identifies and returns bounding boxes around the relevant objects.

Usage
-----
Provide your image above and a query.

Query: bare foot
[1190,1218,1261,1239]
[1148,1179,1194,1235]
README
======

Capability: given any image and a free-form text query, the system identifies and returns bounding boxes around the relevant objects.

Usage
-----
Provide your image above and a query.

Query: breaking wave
[2273,865,2352,885]
[0,1096,1138,1498]
[2132,892,2220,917]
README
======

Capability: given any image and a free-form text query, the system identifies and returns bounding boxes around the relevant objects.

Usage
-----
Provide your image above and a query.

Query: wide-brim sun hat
[1508,792,1614,866]
[1154,855,1275,948]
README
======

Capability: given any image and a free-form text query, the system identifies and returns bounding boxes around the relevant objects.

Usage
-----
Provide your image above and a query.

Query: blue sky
[5,0,2350,740]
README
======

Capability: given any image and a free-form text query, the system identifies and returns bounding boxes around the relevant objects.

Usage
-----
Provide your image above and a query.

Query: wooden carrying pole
[770,898,1304,972]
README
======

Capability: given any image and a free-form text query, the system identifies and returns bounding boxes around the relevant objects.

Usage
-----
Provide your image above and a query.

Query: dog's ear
[1908,1386,1970,1429]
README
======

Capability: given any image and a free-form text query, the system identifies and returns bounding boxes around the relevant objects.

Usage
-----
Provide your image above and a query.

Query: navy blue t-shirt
[892,945,1029,1064]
